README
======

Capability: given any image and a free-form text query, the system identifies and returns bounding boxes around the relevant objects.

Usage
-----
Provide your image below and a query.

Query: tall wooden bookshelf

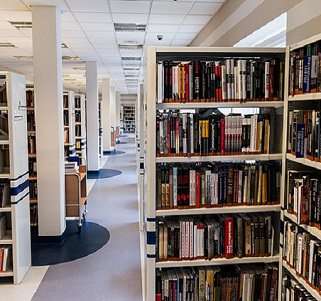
[123,105,135,133]
[26,86,38,227]
[98,98,102,158]
[63,91,75,161]
[144,47,286,300]
[281,34,321,301]
[0,71,31,284]
[74,94,86,165]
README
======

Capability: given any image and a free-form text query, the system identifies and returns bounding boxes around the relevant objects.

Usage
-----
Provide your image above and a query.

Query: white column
[32,5,65,236]
[101,78,112,152]
[86,61,100,171]
[115,91,121,128]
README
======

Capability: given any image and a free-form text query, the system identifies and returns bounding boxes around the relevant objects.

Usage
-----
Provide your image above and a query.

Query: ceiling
[0,0,226,94]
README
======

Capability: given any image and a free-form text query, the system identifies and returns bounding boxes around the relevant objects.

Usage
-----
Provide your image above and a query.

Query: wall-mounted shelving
[63,91,75,161]
[122,105,135,133]
[74,94,86,165]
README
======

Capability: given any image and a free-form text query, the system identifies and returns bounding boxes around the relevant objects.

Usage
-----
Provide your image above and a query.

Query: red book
[224,217,234,258]
[220,117,225,153]
[0,248,3,272]
[184,64,189,102]
[195,172,201,208]
[156,294,161,301]
[218,64,222,101]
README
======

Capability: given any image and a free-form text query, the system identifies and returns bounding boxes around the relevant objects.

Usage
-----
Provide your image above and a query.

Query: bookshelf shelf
[288,93,321,102]
[157,101,284,110]
[73,94,86,164]
[286,153,321,171]
[0,107,8,111]
[283,260,321,301]
[156,153,282,163]
[156,204,281,217]
[0,271,13,277]
[284,210,321,241]
[0,234,13,244]
[0,207,11,213]
[0,174,10,179]
[156,255,280,268]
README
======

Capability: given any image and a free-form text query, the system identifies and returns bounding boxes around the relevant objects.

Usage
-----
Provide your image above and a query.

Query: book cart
[281,33,321,301]
[0,71,31,284]
[143,47,287,301]
[74,94,87,165]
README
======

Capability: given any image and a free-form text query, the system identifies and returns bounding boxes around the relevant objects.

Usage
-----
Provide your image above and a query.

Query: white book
[308,240,316,283]
[296,234,303,274]
[236,61,241,100]
[193,225,197,259]
[200,228,204,257]
[264,61,270,99]
[241,60,247,100]
[182,113,187,154]
[189,221,193,258]
[186,221,189,258]
[230,59,235,100]
[163,226,168,260]
[226,59,231,100]
[238,170,243,204]
[210,173,215,205]
[190,114,194,154]
[173,167,177,207]
[221,65,227,101]
[2,247,8,272]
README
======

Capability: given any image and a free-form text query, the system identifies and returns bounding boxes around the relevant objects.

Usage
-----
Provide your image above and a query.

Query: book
[156,162,280,209]
[157,58,284,103]
[282,275,317,301]
[157,214,275,261]
[156,266,279,301]
[157,111,271,156]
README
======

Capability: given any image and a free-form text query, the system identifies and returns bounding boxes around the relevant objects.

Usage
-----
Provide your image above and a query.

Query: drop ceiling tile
[74,12,112,23]
[148,24,179,33]
[0,0,28,10]
[110,1,150,14]
[23,0,68,10]
[183,15,212,25]
[97,48,120,56]
[112,13,148,24]
[171,39,191,46]
[66,0,109,12]
[151,2,193,15]
[191,2,222,15]
[119,48,143,57]
[62,29,85,38]
[178,24,203,33]
[149,14,185,25]
[87,31,115,39]
[174,32,195,40]
[0,28,25,38]
[81,22,114,32]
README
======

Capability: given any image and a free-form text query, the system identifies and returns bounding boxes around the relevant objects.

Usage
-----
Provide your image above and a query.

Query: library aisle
[32,135,142,301]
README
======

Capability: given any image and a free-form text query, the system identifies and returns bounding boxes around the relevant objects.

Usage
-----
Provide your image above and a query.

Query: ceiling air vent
[14,56,33,60]
[0,42,15,48]
[123,67,140,71]
[119,44,143,50]
[9,21,32,29]
[121,57,141,61]
[114,23,146,32]
[62,56,81,61]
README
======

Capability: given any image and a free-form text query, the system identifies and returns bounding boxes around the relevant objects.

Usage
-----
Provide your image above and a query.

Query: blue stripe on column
[11,191,29,205]
[10,179,29,196]
[147,231,156,245]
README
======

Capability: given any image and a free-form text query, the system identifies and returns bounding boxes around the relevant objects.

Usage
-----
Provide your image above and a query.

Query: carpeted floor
[32,136,142,301]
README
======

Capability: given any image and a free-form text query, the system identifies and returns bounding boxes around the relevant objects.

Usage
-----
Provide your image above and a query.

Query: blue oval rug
[31,221,110,266]
[87,169,122,179]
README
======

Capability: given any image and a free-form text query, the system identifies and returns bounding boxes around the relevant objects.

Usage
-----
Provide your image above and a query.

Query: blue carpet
[103,150,125,155]
[87,168,122,179]
[31,221,110,266]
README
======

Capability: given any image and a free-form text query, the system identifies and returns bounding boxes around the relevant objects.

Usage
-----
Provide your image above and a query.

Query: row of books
[0,79,7,106]
[0,183,9,208]
[287,171,321,227]
[282,275,317,301]
[157,112,271,155]
[0,112,8,140]
[64,128,69,144]
[29,181,37,200]
[63,111,69,126]
[157,59,284,103]
[63,94,68,109]
[30,204,38,227]
[28,158,37,177]
[156,163,281,209]
[157,215,275,261]
[0,214,8,239]
[75,124,82,137]
[26,90,34,108]
[288,110,321,160]
[0,247,11,272]
[74,96,81,109]
[156,266,279,301]
[75,111,81,123]
[28,135,36,155]
[27,111,35,132]
[0,147,10,174]
[289,42,321,96]
[283,220,321,292]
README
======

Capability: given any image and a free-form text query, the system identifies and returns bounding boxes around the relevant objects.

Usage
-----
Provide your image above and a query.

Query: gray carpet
[32,136,142,301]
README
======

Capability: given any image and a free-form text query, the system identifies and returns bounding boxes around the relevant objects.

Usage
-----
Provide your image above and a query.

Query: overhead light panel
[121,57,141,61]
[9,21,32,29]
[62,56,81,61]
[0,42,15,48]
[119,44,143,50]
[114,23,146,32]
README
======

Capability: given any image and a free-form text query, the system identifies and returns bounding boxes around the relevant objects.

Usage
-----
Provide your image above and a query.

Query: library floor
[0,135,142,301]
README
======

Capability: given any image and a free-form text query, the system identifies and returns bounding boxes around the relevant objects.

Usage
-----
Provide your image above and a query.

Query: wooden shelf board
[0,234,13,244]
[0,174,10,179]
[0,270,13,277]
[288,93,321,102]
[157,101,284,109]
[0,140,9,145]
[30,199,37,204]
[29,176,37,180]
[284,211,321,241]
[0,207,11,212]
[156,255,279,268]
[156,204,281,216]
[283,260,321,301]
[286,154,321,171]
[28,154,36,158]
[156,153,282,163]
[0,106,8,111]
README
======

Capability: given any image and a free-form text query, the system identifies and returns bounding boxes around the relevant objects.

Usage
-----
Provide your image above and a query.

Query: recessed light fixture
[114,23,146,32]
[0,42,15,48]
[9,21,32,29]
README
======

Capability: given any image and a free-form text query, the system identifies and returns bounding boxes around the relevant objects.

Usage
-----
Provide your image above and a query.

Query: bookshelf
[26,86,38,227]
[63,91,75,161]
[144,47,286,301]
[98,98,102,157]
[281,33,321,301]
[123,105,135,133]
[0,72,31,284]
[74,94,86,165]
